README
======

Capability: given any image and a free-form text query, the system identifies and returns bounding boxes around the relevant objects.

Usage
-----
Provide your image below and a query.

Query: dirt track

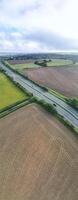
[23,65,78,97]
[0,104,78,200]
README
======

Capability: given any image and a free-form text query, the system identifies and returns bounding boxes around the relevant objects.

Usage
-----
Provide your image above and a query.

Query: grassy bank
[48,88,67,102]
[31,97,78,135]
[66,98,78,111]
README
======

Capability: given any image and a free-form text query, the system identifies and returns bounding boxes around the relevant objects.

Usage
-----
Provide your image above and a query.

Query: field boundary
[0,98,33,119]
[2,60,48,92]
[1,60,78,133]
[5,60,41,70]
[42,92,78,120]
[32,97,78,135]
[34,59,73,67]
[0,94,78,135]
[0,69,32,118]
[48,88,66,102]
[1,61,78,120]
[0,68,33,97]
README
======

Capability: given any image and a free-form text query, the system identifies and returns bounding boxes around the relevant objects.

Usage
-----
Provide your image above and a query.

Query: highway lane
[0,61,78,128]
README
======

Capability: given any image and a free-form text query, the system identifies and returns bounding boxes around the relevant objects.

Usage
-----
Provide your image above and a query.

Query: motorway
[0,61,78,128]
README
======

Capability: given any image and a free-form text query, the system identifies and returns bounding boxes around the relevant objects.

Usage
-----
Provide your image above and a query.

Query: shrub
[66,98,78,111]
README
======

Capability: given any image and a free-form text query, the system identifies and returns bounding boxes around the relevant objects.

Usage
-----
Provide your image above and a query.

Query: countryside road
[0,61,78,128]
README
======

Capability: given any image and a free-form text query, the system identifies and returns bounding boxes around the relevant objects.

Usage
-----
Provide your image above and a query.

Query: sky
[0,0,78,53]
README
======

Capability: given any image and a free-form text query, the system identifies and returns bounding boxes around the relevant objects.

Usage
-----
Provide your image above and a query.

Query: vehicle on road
[53,103,56,107]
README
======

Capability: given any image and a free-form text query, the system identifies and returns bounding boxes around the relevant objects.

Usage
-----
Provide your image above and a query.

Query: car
[53,103,56,107]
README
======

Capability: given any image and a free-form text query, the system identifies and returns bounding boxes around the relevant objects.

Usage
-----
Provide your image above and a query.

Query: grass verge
[48,88,67,102]
[0,98,32,119]
[31,97,78,135]
[66,98,78,111]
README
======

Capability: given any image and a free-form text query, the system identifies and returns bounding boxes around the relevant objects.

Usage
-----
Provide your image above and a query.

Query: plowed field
[0,104,78,200]
[23,65,78,97]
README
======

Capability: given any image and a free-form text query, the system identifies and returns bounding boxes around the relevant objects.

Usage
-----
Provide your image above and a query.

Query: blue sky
[0,0,78,53]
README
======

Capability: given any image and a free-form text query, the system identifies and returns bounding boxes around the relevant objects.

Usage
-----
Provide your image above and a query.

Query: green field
[47,59,73,66]
[6,61,40,71]
[0,72,28,110]
[6,59,73,70]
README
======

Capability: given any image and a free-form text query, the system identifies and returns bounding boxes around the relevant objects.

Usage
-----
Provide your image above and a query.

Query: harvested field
[23,65,78,97]
[8,59,73,66]
[8,59,34,65]
[0,104,78,200]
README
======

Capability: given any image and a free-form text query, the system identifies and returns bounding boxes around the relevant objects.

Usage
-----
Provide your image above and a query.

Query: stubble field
[23,65,78,97]
[8,59,34,65]
[0,104,78,200]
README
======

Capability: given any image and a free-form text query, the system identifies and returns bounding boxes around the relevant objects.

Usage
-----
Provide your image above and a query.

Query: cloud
[25,30,77,50]
[0,0,78,52]
[0,29,78,53]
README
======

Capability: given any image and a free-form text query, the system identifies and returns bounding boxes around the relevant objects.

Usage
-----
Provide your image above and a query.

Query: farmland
[8,59,34,65]
[7,59,73,70]
[0,104,78,200]
[0,72,28,110]
[47,59,73,66]
[6,60,40,71]
[7,58,78,97]
[23,65,78,97]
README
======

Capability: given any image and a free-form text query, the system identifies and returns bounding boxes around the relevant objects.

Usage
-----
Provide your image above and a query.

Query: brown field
[23,65,78,97]
[0,104,78,200]
[8,59,34,65]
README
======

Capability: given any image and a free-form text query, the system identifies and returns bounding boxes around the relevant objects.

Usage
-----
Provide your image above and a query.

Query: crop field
[47,59,73,66]
[8,59,34,65]
[0,104,78,200]
[10,63,40,70]
[23,65,78,97]
[6,59,73,71]
[6,60,40,71]
[0,72,28,110]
